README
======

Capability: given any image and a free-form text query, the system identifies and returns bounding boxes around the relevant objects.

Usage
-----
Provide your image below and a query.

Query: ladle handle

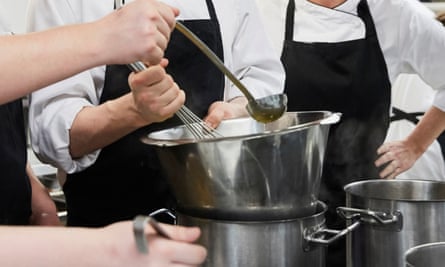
[174,21,256,102]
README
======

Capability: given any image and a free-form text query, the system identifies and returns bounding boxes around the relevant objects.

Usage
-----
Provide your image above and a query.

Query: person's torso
[63,0,226,227]
[0,100,31,225]
[280,0,391,180]
[255,0,438,85]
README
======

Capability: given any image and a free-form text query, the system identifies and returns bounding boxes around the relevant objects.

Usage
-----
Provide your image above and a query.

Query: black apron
[280,0,391,266]
[0,100,31,225]
[64,0,225,227]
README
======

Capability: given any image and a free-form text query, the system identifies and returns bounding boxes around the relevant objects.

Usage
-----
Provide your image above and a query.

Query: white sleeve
[27,0,104,173]
[433,90,445,112]
[224,0,285,101]
[396,0,445,91]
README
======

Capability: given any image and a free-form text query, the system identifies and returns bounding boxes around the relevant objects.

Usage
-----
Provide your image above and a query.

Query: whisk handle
[127,62,146,73]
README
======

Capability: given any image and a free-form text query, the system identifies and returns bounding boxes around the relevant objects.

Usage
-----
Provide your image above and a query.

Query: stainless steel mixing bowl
[141,111,340,220]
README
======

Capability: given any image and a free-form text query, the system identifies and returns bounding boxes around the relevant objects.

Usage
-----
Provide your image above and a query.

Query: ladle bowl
[175,22,287,123]
[247,94,288,123]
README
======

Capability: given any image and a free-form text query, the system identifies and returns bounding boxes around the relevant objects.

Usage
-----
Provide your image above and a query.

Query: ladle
[175,22,287,123]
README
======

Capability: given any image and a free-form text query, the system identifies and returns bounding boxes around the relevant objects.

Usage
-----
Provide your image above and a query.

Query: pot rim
[141,111,341,147]
[344,179,445,202]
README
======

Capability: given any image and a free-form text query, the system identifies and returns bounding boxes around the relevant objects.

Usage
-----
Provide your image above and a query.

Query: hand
[375,140,420,179]
[129,63,185,124]
[98,0,179,65]
[103,221,207,267]
[26,164,61,226]
[204,97,249,129]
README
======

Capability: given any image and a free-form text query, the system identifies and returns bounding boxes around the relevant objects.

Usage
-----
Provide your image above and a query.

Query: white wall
[1,0,30,33]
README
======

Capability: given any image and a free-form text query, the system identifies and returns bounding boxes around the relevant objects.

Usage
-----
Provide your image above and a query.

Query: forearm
[69,93,147,158]
[0,226,113,267]
[405,106,445,155]
[0,23,104,105]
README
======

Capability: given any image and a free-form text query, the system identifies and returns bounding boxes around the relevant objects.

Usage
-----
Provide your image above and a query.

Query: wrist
[404,137,427,158]
[104,94,149,129]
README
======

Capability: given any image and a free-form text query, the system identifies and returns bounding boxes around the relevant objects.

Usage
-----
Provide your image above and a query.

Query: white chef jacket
[255,0,445,107]
[385,74,445,181]
[26,0,285,173]
[0,3,13,34]
[255,0,445,180]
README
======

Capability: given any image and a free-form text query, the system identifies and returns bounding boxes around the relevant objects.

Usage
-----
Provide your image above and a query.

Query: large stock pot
[176,201,329,267]
[142,111,340,221]
[339,179,445,267]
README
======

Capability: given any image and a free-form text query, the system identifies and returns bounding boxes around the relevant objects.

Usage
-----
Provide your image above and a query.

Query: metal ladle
[175,22,287,123]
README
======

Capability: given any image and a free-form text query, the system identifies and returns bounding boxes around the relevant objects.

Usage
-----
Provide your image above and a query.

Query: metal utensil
[174,22,287,123]
[133,215,171,254]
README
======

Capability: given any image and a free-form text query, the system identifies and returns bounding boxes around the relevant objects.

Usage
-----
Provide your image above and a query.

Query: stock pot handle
[303,220,361,251]
[149,208,177,224]
[133,208,177,254]
[337,206,403,231]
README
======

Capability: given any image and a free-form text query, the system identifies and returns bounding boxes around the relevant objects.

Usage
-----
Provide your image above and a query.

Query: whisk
[127,62,222,140]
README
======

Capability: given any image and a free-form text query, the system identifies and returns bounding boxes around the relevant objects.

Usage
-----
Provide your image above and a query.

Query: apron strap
[357,0,377,38]
[285,0,296,41]
[390,107,423,124]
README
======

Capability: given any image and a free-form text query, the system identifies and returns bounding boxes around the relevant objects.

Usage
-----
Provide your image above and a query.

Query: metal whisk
[127,62,222,140]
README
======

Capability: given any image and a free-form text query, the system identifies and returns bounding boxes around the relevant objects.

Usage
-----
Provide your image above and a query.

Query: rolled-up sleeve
[27,0,108,173]
[433,90,445,112]
[29,70,103,174]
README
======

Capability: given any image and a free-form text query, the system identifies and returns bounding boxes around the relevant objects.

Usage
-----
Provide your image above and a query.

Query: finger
[154,24,170,50]
[145,235,206,266]
[161,224,202,243]
[380,160,400,179]
[374,151,393,167]
[168,242,207,265]
[171,7,180,18]
[156,4,177,38]
[379,166,392,179]
[145,46,165,66]
[204,108,224,129]
[129,65,166,89]
[377,142,400,155]
[386,172,397,180]
[141,58,169,69]
[376,145,388,155]
[158,89,185,117]
[159,58,169,68]
[158,4,179,30]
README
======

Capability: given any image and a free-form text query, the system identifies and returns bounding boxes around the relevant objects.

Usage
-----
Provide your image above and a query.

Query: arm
[203,0,285,127]
[0,221,206,267]
[376,106,445,179]
[374,2,445,179]
[0,0,178,105]
[27,0,181,172]
[69,64,184,158]
[26,163,60,226]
